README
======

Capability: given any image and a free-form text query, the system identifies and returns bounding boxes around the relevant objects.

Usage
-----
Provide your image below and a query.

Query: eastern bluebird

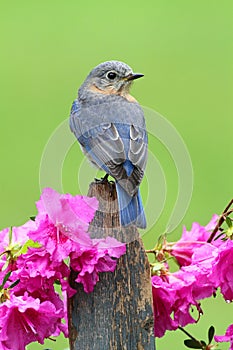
[69,61,148,228]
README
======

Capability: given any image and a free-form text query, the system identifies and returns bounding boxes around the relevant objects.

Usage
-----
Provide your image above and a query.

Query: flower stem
[207,199,233,243]
[178,326,203,346]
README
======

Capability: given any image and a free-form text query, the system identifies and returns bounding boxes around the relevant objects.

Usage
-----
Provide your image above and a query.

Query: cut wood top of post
[88,181,139,243]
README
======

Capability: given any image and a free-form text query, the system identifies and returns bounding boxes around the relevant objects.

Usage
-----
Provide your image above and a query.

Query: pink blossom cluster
[0,188,126,350]
[151,215,233,349]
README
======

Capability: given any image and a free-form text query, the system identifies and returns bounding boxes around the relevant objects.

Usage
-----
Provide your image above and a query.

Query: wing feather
[70,100,148,197]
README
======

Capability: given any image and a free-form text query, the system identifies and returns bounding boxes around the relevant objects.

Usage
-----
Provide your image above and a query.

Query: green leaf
[9,226,13,245]
[19,239,40,255]
[226,226,233,238]
[151,262,165,275]
[214,231,225,240]
[30,215,36,221]
[54,280,61,285]
[208,325,215,344]
[184,339,202,349]
[9,279,20,289]
[0,271,12,289]
[200,340,207,347]
[226,217,232,228]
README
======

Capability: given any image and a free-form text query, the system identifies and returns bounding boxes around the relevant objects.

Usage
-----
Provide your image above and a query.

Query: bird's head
[79,61,144,99]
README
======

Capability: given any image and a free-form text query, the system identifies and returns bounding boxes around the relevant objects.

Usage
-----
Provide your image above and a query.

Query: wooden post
[68,181,155,350]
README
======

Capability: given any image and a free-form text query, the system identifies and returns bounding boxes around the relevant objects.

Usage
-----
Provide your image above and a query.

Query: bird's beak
[125,73,144,81]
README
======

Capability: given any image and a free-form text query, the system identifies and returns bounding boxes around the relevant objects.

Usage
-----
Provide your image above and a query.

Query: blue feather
[116,183,146,229]
[123,159,134,176]
[70,98,147,229]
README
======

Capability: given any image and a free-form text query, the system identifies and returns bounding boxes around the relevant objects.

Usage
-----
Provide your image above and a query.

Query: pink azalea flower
[0,221,37,270]
[16,246,57,279]
[177,243,218,301]
[28,188,98,261]
[0,293,65,350]
[170,215,219,267]
[70,237,126,293]
[10,246,76,299]
[151,265,215,338]
[0,220,36,254]
[151,275,178,337]
[182,264,215,301]
[188,239,233,301]
[51,291,68,338]
[37,188,98,238]
[0,228,9,255]
[215,324,233,349]
[0,221,38,277]
[209,240,233,301]
[169,271,201,327]
[92,236,127,258]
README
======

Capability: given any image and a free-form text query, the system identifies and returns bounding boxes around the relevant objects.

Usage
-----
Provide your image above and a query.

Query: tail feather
[116,183,146,229]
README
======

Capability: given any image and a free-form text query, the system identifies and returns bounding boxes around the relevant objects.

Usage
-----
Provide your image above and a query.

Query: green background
[0,1,232,349]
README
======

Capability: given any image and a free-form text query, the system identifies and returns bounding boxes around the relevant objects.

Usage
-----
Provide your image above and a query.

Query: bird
[69,60,148,228]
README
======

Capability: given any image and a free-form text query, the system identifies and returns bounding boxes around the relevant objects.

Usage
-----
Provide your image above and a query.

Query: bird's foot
[94,173,109,184]
[94,174,115,197]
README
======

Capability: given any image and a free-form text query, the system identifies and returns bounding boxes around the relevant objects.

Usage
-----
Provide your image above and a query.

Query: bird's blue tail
[116,183,146,229]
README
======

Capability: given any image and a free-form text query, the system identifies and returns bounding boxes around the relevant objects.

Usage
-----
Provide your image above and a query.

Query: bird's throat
[89,84,137,103]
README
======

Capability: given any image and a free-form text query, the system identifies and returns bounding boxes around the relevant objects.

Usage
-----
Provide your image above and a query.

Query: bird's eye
[106,71,117,80]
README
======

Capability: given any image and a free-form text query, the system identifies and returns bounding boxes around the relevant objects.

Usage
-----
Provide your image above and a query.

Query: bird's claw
[94,174,109,184]
[94,174,115,197]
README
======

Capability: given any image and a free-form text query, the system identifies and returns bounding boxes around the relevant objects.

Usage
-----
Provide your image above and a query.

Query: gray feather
[70,92,147,197]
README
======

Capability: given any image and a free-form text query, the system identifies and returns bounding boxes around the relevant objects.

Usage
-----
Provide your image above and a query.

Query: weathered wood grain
[68,181,155,350]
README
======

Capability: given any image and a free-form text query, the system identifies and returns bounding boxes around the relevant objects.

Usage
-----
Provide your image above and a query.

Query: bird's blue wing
[70,100,147,196]
[70,101,127,175]
[70,99,148,228]
[79,122,127,177]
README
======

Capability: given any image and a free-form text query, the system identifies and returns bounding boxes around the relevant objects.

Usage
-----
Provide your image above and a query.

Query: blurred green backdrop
[0,1,232,349]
